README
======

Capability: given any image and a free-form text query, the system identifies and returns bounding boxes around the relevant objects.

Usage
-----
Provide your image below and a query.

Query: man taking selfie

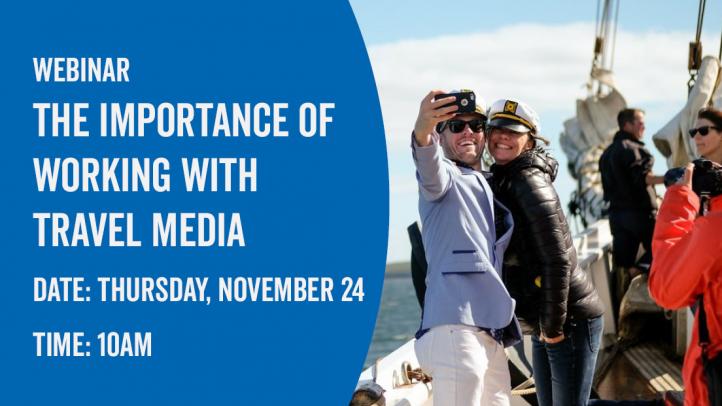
[411,89,520,406]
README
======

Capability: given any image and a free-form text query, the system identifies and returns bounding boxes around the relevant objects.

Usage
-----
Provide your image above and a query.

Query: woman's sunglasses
[445,118,485,133]
[688,125,719,138]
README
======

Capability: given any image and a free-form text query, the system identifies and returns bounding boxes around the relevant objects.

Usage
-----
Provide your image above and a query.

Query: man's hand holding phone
[414,90,459,146]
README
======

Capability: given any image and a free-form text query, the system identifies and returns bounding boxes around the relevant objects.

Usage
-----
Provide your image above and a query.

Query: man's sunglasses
[688,125,719,138]
[444,119,485,133]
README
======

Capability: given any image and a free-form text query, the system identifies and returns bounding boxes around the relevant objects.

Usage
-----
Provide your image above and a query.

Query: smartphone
[434,91,476,114]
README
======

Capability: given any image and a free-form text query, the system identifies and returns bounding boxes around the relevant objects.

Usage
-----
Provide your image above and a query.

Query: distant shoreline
[385,262,410,275]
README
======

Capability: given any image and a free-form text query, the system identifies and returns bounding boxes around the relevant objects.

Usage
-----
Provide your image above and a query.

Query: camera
[664,159,722,197]
[434,90,476,114]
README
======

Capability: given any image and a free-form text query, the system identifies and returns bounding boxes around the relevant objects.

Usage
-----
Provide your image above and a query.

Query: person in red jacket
[649,156,722,405]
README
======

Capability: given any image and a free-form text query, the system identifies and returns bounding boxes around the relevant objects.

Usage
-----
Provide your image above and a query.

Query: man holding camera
[599,108,665,284]
[649,160,722,406]
[411,89,520,406]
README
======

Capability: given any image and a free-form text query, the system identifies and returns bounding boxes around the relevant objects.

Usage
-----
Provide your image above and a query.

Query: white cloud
[371,22,717,263]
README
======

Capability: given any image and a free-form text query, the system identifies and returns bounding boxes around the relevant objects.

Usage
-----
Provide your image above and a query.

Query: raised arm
[412,90,459,201]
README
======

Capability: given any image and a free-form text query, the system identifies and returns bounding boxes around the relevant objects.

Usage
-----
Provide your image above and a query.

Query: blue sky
[352,1,720,45]
[350,1,722,263]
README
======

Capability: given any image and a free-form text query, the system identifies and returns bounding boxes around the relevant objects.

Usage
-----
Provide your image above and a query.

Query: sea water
[363,272,420,369]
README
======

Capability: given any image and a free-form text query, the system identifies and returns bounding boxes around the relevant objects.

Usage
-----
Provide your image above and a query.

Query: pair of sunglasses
[444,118,485,133]
[688,125,719,138]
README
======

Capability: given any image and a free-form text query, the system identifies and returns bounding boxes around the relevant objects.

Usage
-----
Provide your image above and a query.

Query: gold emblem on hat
[504,101,518,114]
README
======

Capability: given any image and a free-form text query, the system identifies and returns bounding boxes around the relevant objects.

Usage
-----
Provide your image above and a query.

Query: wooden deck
[596,343,683,401]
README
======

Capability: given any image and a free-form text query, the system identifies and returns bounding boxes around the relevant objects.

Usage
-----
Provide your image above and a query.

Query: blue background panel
[0,1,388,404]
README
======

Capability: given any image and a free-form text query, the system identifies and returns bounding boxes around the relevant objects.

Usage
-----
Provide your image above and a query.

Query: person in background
[487,98,604,406]
[599,109,665,289]
[691,107,722,164]
[648,107,722,406]
[411,89,520,406]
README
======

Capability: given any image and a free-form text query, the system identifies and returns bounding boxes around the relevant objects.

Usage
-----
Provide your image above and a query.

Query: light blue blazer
[413,134,519,342]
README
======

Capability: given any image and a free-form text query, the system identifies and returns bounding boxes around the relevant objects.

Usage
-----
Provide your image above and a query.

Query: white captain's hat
[487,99,540,134]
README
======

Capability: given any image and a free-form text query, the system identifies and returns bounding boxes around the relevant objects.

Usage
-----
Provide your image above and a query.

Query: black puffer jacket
[491,148,604,338]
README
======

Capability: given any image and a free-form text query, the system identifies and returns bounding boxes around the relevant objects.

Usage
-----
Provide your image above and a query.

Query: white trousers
[414,324,511,406]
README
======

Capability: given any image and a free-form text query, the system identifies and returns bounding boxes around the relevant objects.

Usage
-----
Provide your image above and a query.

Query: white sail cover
[560,68,627,226]
[653,56,722,167]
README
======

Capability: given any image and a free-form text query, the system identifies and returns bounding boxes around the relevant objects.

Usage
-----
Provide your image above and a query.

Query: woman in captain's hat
[486,99,604,406]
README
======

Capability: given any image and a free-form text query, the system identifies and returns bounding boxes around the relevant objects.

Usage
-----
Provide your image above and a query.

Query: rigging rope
[609,0,620,72]
[592,0,604,73]
[589,0,619,97]
[688,0,707,92]
[599,1,609,63]
[595,0,602,38]
[695,0,706,44]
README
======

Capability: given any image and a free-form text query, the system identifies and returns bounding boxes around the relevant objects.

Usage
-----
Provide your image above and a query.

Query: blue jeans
[532,315,603,406]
